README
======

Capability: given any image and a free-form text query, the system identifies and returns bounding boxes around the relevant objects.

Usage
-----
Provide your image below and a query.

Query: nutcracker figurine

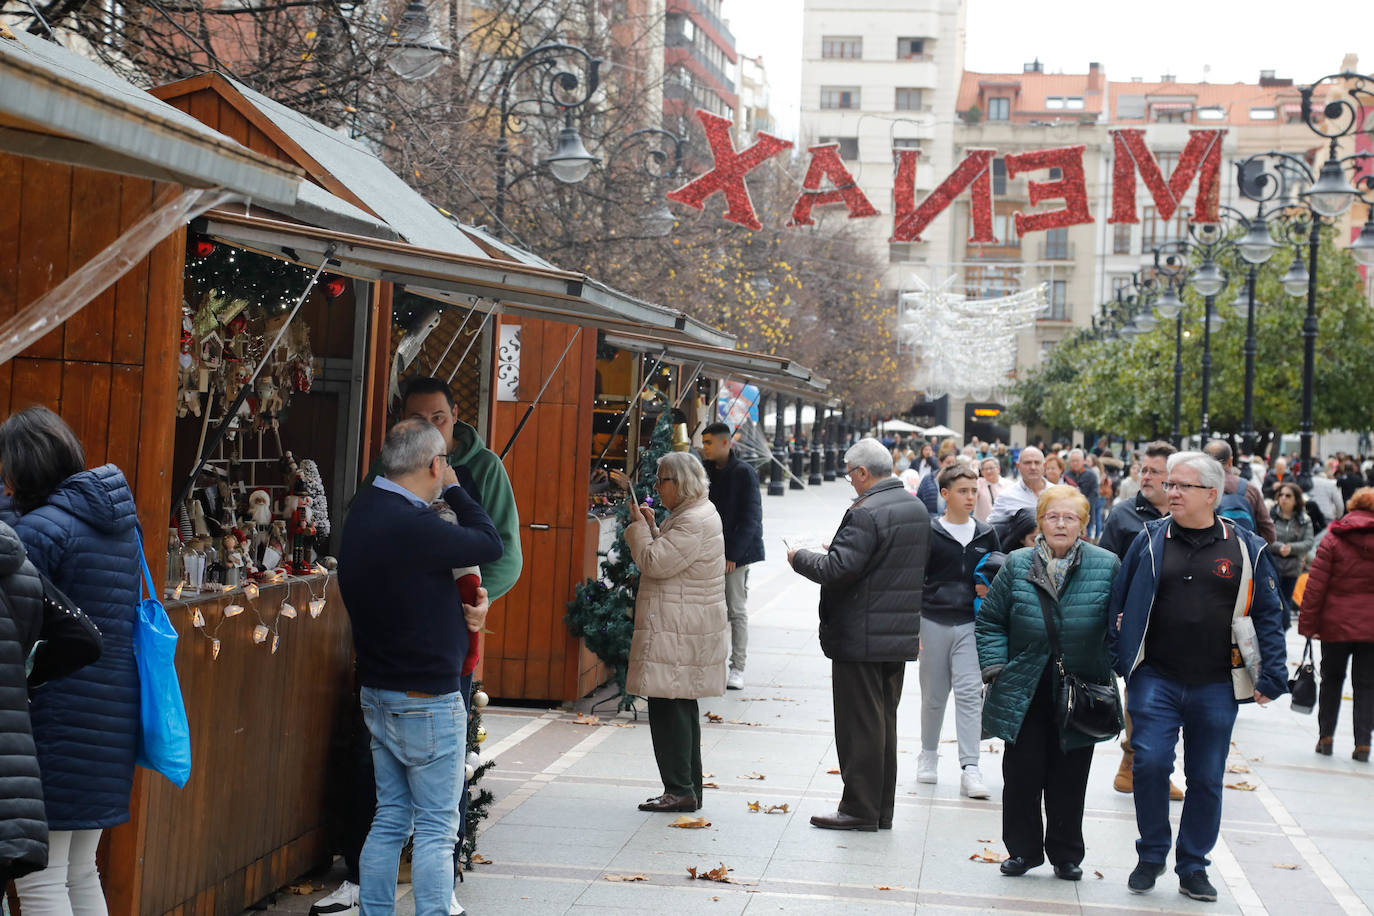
[288,481,316,574]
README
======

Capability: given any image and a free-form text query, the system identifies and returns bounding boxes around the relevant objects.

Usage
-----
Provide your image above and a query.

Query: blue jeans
[1127,666,1237,874]
[359,687,466,916]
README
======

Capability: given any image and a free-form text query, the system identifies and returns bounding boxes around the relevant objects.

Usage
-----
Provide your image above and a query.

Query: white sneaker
[916,750,938,784]
[726,668,745,690]
[961,765,991,799]
[449,889,466,916]
[309,880,358,916]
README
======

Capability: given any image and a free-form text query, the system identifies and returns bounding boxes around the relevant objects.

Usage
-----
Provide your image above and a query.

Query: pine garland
[460,679,494,869]
[564,411,675,708]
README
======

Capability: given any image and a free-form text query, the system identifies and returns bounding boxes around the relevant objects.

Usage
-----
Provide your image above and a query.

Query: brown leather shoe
[809,811,878,832]
[1113,752,1133,793]
[638,793,698,812]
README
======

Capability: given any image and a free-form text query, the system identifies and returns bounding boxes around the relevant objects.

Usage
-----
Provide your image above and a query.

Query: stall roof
[151,73,486,258]
[195,209,735,347]
[0,31,299,205]
[601,331,834,405]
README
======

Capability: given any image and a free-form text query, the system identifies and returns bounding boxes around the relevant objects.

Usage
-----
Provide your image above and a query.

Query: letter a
[890,149,996,243]
[787,145,878,227]
[665,110,793,231]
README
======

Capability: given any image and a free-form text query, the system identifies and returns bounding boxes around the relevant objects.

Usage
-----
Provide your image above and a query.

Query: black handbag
[1036,588,1121,739]
[1288,638,1317,715]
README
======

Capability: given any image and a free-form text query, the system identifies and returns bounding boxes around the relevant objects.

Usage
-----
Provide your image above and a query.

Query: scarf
[1034,534,1082,597]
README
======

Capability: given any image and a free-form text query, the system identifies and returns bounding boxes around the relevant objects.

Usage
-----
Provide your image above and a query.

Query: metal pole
[822,406,837,481]
[1200,292,1215,442]
[768,393,787,496]
[1241,264,1258,455]
[1172,314,1184,449]
[1299,219,1320,489]
[790,396,806,490]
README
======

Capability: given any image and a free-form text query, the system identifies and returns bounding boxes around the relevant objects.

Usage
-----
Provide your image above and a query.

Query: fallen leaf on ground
[1225,781,1256,791]
[969,848,1009,863]
[687,863,735,883]
[704,711,723,723]
[772,696,794,701]
[702,781,719,789]
[741,771,765,780]
[604,874,650,882]
[875,885,892,890]
[1273,863,1301,870]
[765,803,789,814]
[1250,756,1264,762]
[985,743,1001,754]
[670,815,711,828]
[704,772,714,777]
[747,800,761,811]
[826,768,840,774]
[728,719,763,726]
[977,838,994,843]
[470,854,491,865]
[613,723,636,728]
[287,883,319,895]
[1093,870,1104,879]
[1226,763,1250,773]
[573,714,600,726]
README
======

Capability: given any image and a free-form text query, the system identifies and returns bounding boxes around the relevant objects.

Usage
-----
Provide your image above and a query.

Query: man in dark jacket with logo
[918,463,998,798]
[701,422,764,690]
[789,438,930,832]
[1109,451,1287,903]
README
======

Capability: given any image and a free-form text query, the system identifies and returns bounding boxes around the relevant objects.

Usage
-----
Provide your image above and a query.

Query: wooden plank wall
[484,316,595,701]
[141,577,352,916]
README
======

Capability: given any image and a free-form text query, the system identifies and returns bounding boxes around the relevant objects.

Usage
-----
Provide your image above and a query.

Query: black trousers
[1002,674,1094,867]
[832,659,905,826]
[647,697,702,800]
[1319,641,1374,747]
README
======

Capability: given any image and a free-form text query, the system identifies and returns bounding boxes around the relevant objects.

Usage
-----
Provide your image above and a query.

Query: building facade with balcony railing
[664,0,738,124]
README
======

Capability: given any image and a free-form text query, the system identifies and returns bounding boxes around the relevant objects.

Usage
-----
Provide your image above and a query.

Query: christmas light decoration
[787,144,879,227]
[665,110,792,230]
[1004,146,1092,235]
[1110,129,1224,224]
[891,149,996,243]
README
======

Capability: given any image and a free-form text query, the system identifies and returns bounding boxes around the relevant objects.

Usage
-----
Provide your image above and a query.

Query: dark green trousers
[647,696,702,801]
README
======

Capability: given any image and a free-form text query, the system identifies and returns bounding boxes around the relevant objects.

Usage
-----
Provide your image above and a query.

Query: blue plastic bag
[133,532,191,787]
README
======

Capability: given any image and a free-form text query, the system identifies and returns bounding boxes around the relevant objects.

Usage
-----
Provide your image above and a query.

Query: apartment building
[664,0,739,130]
[736,54,775,145]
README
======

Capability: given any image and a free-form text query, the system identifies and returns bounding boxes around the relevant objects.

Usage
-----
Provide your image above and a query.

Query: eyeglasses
[655,477,674,486]
[1162,481,1212,492]
[1139,466,1165,477]
[1042,513,1080,526]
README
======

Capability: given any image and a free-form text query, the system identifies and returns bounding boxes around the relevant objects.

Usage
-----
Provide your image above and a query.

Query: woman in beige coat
[624,450,729,813]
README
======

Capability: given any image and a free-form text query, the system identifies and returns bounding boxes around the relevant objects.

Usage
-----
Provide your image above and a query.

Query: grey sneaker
[1179,870,1218,902]
[726,668,745,690]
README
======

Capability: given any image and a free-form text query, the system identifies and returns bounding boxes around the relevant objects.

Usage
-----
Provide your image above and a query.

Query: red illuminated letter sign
[787,145,878,227]
[1003,145,1093,235]
[1109,129,1225,223]
[665,110,793,231]
[890,148,996,243]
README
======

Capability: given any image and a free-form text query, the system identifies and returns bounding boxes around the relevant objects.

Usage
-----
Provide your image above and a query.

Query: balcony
[680,0,736,49]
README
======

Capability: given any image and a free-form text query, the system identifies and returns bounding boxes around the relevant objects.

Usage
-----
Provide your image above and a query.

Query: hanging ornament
[191,238,216,259]
[309,597,326,618]
[476,725,486,744]
[271,631,280,654]
[243,582,260,600]
[464,763,475,781]
[211,638,222,660]
[252,624,269,644]
[279,600,297,619]
[191,608,205,628]
[472,690,489,709]
[323,275,348,299]
[224,603,245,618]
[466,750,481,768]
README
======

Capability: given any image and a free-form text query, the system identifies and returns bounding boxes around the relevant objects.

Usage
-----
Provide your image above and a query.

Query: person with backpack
[1203,441,1274,545]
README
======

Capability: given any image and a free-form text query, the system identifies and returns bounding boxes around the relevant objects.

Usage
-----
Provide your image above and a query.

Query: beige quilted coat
[624,495,729,699]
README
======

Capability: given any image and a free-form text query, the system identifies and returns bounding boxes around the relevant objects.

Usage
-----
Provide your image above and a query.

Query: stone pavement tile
[742,889,917,913]
[495,793,652,831]
[627,814,788,859]
[452,873,590,916]
[474,835,623,870]
[760,855,923,891]
[569,879,752,914]
[602,848,775,883]
[1222,828,1343,907]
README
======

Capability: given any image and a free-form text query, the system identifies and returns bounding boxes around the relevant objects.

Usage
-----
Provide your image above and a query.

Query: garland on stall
[461,680,494,869]
[184,234,326,315]
[564,411,673,707]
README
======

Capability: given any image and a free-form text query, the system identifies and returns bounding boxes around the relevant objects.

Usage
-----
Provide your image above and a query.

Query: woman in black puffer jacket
[1,407,140,916]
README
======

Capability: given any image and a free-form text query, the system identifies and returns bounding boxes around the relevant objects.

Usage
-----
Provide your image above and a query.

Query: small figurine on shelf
[248,489,272,561]
[223,531,246,588]
[288,488,316,574]
[262,520,287,572]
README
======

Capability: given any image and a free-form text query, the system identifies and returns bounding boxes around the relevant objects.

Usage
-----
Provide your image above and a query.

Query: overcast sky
[723,0,1370,143]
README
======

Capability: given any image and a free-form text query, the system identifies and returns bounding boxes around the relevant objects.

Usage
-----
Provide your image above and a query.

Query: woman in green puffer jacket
[975,484,1122,881]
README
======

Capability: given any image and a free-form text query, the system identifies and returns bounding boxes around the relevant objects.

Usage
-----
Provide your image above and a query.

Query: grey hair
[657,451,709,503]
[845,438,893,476]
[381,418,446,478]
[1068,448,1085,461]
[1167,450,1225,493]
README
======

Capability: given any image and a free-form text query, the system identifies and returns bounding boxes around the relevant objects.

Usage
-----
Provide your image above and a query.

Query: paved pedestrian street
[286,482,1374,916]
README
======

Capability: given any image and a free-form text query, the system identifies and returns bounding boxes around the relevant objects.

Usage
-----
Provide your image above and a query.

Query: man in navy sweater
[339,419,503,916]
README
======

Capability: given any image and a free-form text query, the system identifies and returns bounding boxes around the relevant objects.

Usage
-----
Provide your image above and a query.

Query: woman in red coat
[1299,487,1374,762]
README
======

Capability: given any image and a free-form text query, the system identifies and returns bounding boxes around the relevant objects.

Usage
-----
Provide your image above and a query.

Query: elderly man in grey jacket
[789,438,931,832]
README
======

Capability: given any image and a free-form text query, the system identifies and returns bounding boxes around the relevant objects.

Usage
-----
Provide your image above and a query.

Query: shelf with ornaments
[169,234,364,602]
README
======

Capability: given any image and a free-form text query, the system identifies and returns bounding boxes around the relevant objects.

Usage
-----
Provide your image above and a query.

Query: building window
[1065,97,1084,110]
[820,86,861,109]
[987,97,1010,120]
[1113,222,1132,255]
[1141,205,1190,250]
[892,137,921,150]
[897,37,925,60]
[966,265,1022,299]
[818,136,860,160]
[1198,106,1225,120]
[1153,151,1178,177]
[993,211,1020,247]
[1112,275,1133,296]
[1044,227,1069,260]
[822,36,861,59]
[991,157,1006,195]
[894,87,923,111]
[1153,107,1189,123]
[1250,106,1277,120]
[1046,280,1068,320]
[1046,96,1065,110]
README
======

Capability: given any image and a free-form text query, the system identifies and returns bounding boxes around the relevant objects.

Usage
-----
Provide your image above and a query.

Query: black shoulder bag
[1288,638,1316,715]
[1036,588,1121,739]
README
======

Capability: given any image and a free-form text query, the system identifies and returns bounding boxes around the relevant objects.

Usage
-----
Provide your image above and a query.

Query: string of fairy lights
[171,566,331,659]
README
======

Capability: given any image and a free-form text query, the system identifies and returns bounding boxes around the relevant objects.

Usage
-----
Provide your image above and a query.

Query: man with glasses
[1099,441,1180,798]
[1108,452,1287,902]
[789,438,930,832]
